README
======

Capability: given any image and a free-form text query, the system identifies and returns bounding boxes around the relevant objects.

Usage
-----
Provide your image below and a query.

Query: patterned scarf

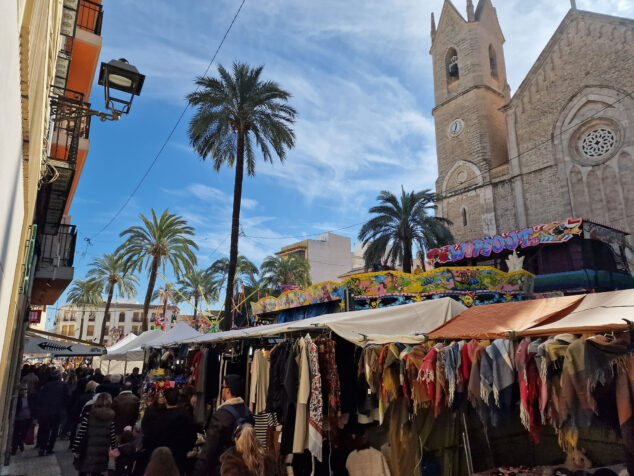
[418,345,441,405]
[445,342,462,408]
[305,335,323,461]
[315,336,341,442]
[407,344,430,413]
[560,338,595,432]
[379,344,401,424]
[542,335,576,427]
[516,338,540,441]
[434,347,448,417]
[485,339,515,426]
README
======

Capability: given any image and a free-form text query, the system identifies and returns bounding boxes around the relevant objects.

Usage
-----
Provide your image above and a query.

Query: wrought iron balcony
[77,0,103,36]
[30,225,77,305]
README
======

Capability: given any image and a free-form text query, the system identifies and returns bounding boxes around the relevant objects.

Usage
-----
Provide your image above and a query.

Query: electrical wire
[90,0,248,241]
[242,221,365,240]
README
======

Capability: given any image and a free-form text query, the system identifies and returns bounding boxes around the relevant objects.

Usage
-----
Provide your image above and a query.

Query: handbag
[24,421,35,446]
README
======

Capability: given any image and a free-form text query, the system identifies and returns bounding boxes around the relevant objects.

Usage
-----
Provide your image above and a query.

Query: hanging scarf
[560,338,595,431]
[434,347,448,417]
[616,354,634,476]
[485,339,515,426]
[516,338,541,441]
[585,335,629,389]
[406,344,430,413]
[418,345,440,405]
[379,344,401,424]
[461,339,480,381]
[542,335,576,427]
[305,335,323,462]
[315,337,341,442]
[469,347,489,426]
[445,342,461,408]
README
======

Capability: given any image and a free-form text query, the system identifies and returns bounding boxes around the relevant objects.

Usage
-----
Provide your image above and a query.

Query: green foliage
[207,255,258,290]
[67,279,102,307]
[358,187,453,274]
[177,268,219,308]
[260,254,311,290]
[87,252,138,299]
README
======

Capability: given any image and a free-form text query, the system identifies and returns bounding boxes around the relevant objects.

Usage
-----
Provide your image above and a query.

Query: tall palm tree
[208,255,258,289]
[358,188,453,274]
[260,254,311,291]
[87,253,139,344]
[117,209,198,332]
[187,62,296,330]
[66,279,102,340]
[177,268,219,331]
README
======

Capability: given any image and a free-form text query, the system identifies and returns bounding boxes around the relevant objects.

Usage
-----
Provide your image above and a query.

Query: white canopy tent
[178,298,467,346]
[105,329,163,362]
[143,323,201,348]
[91,333,137,373]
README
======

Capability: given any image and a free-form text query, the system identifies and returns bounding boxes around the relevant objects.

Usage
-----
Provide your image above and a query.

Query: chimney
[431,12,436,40]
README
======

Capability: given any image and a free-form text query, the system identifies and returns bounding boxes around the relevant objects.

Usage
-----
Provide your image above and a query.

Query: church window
[489,45,498,77]
[446,48,459,82]
[580,128,616,160]
[462,208,468,226]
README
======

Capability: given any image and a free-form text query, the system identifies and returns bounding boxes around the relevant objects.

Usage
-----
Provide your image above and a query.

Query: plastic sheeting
[521,289,634,335]
[428,294,585,339]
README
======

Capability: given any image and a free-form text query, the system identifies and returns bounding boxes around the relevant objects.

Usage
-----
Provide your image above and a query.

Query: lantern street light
[51,58,145,123]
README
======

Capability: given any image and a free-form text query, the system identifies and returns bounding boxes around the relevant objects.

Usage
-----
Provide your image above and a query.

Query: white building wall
[0,0,26,373]
[306,233,353,283]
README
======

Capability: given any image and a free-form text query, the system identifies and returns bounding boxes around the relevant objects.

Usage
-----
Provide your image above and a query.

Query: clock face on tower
[448,119,464,137]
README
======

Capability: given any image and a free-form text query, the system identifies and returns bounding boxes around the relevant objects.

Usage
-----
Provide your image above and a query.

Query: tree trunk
[79,308,86,340]
[403,239,413,274]
[222,131,245,331]
[99,283,115,345]
[143,257,160,332]
[193,295,199,331]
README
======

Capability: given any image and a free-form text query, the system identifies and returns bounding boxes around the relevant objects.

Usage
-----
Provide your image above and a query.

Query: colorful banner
[426,218,583,265]
[251,267,534,316]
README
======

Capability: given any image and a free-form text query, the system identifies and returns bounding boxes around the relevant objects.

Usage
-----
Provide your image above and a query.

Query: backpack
[218,404,253,430]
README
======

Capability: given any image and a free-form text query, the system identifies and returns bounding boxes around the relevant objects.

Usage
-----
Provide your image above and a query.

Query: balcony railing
[77,0,103,36]
[36,224,77,269]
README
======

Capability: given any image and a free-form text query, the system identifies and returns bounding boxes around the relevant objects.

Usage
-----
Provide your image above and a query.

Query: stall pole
[124,360,128,376]
[461,412,474,475]
[107,360,111,375]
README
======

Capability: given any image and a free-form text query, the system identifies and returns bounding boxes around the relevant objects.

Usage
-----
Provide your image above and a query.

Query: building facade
[0,0,104,458]
[276,233,356,283]
[430,0,634,249]
[53,300,180,345]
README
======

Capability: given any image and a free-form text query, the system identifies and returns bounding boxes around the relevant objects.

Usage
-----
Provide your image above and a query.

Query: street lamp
[51,58,145,123]
[98,58,145,117]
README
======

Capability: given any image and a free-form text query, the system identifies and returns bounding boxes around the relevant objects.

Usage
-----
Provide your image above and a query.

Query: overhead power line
[242,221,365,240]
[91,0,248,240]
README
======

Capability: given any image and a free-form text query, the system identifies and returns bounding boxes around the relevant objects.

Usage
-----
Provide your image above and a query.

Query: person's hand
[109,448,120,458]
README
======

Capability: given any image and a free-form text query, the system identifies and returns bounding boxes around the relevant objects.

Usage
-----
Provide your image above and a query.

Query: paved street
[1,440,75,476]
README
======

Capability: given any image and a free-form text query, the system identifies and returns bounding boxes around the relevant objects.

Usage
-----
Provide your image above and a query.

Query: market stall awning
[106,333,137,352]
[104,329,163,361]
[143,323,201,348]
[520,288,634,336]
[24,335,106,357]
[428,294,585,339]
[183,298,467,346]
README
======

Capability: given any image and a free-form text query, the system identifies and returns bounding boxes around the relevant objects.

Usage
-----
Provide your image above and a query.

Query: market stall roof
[143,322,201,348]
[24,334,106,357]
[104,329,163,361]
[427,294,585,340]
[184,298,467,346]
[106,333,137,352]
[520,288,634,336]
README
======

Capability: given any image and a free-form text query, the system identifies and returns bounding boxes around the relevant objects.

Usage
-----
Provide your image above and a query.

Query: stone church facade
[430,0,634,245]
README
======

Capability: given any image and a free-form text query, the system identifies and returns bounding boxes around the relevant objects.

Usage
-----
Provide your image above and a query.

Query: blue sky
[49,0,633,326]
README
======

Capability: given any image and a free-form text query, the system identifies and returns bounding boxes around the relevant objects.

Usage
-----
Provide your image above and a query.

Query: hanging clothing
[560,338,595,431]
[516,338,541,441]
[406,344,429,413]
[616,353,634,476]
[292,338,310,454]
[315,336,340,441]
[346,447,391,476]
[249,349,270,414]
[418,345,440,407]
[280,341,299,456]
[305,334,323,462]
[378,344,401,424]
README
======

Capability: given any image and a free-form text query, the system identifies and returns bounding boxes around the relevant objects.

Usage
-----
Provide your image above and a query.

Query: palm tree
[67,279,102,340]
[177,268,219,331]
[358,188,453,274]
[117,209,198,332]
[208,255,258,289]
[260,254,311,291]
[87,253,139,344]
[187,62,296,330]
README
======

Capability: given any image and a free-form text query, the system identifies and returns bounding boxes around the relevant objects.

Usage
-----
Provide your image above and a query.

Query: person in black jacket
[36,370,69,455]
[193,375,254,476]
[149,388,196,475]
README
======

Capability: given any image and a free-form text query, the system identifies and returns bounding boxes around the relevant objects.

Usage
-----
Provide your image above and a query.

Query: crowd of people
[15,364,280,476]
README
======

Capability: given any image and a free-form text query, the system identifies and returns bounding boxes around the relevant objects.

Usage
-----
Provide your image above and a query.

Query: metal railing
[77,0,103,35]
[36,224,77,268]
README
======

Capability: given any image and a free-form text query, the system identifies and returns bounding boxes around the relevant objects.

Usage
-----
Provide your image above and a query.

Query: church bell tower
[430,0,510,243]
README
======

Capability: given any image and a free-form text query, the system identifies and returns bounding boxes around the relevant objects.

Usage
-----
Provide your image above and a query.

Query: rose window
[580,128,616,159]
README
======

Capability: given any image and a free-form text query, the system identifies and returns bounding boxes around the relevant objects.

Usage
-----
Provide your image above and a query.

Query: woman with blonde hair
[219,424,281,476]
